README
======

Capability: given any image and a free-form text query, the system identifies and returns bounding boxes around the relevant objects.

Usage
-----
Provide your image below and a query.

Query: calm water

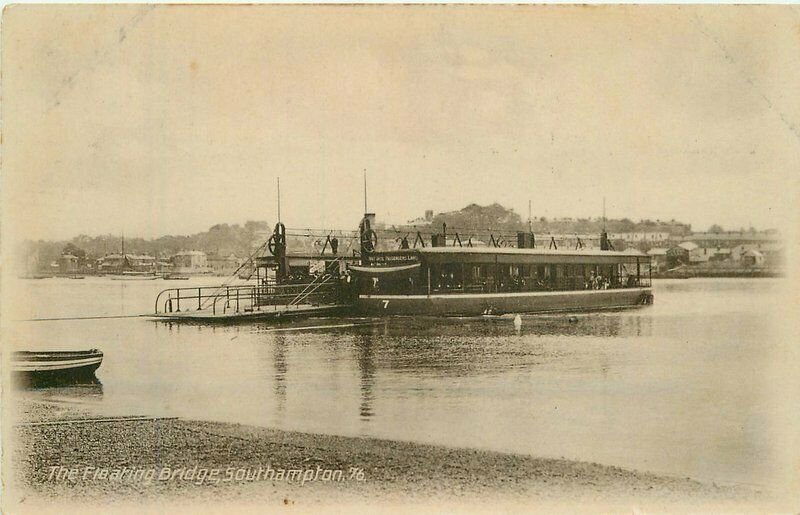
[7,277,787,487]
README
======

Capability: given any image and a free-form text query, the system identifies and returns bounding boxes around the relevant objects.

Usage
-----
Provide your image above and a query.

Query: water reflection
[381,313,653,339]
[15,377,104,392]
[10,278,783,486]
[309,314,649,380]
[355,335,376,420]
[272,333,288,417]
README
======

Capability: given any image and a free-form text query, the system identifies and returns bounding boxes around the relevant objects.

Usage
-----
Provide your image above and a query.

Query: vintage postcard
[1,4,799,513]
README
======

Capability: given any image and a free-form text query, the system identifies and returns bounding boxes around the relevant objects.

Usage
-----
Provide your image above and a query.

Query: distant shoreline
[652,268,784,279]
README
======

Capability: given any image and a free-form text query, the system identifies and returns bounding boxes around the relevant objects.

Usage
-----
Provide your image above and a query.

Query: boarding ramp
[153,276,347,321]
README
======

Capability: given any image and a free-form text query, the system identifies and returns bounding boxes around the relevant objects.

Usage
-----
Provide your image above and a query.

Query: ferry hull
[356,288,653,316]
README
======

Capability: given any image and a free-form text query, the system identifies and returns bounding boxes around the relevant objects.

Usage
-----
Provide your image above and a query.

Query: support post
[427,265,431,296]
[495,257,499,292]
[636,258,641,287]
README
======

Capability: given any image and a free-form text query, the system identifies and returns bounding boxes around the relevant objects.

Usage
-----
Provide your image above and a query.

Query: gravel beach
[6,397,769,513]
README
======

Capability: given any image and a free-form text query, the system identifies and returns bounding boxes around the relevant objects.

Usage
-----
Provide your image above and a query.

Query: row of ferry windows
[425,262,645,292]
[447,263,641,280]
[357,262,648,295]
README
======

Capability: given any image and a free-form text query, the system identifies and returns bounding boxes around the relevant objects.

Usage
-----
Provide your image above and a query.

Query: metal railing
[154,280,342,316]
[288,274,335,306]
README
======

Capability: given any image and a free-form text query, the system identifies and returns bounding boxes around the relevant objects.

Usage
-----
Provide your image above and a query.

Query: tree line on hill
[22,204,701,271]
[407,203,692,237]
[22,221,271,271]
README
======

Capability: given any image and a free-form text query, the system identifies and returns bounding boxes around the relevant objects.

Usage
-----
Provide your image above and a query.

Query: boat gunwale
[358,287,652,301]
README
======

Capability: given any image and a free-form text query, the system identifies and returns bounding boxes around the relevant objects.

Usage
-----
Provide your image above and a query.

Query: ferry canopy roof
[368,247,648,266]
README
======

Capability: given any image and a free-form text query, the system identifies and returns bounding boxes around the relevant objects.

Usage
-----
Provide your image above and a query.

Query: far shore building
[98,253,156,273]
[684,230,781,248]
[676,241,739,264]
[608,232,671,245]
[646,247,668,272]
[659,234,784,271]
[676,241,707,264]
[708,248,732,262]
[666,246,690,269]
[207,252,244,276]
[741,249,766,267]
[171,250,212,274]
[58,254,79,274]
[731,243,784,266]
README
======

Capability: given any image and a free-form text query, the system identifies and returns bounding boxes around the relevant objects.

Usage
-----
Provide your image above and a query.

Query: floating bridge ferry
[351,246,652,316]
[348,212,652,316]
[151,211,652,321]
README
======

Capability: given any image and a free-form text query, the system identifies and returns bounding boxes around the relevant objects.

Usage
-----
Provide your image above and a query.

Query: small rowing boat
[12,349,103,387]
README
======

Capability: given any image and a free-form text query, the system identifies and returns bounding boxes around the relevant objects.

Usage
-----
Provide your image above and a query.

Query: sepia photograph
[1,4,799,513]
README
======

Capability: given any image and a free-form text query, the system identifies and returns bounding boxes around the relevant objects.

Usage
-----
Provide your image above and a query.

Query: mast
[363,169,368,213]
[272,177,287,282]
[528,199,532,233]
[360,170,376,262]
[600,196,610,251]
[603,196,606,231]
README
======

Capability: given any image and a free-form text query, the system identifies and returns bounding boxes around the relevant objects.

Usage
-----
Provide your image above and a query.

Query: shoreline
[9,410,767,510]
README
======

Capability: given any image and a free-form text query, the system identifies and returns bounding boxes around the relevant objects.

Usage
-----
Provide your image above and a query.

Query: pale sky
[3,5,799,242]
